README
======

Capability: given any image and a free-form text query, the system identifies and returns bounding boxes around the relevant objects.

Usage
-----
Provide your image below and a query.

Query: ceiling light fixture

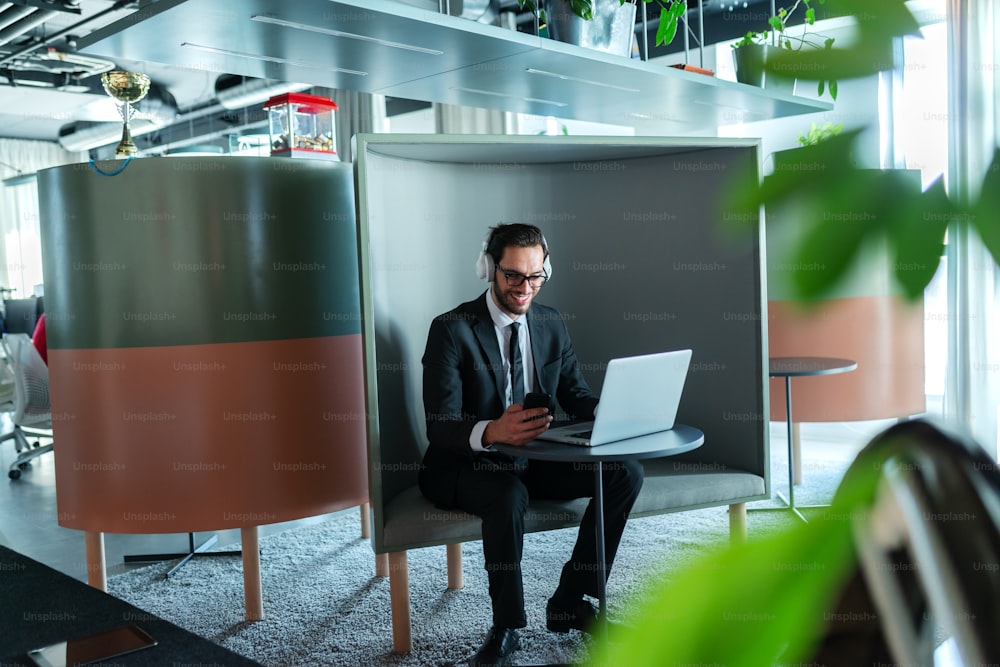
[448,86,567,107]
[690,98,766,121]
[525,68,641,93]
[0,159,35,187]
[180,43,369,77]
[250,14,444,56]
[626,112,686,122]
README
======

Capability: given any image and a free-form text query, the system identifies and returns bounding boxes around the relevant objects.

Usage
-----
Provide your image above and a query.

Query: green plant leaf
[586,433,897,667]
[760,139,886,299]
[765,40,895,81]
[655,7,678,47]
[829,79,838,99]
[725,132,957,300]
[569,0,594,20]
[887,175,950,299]
[753,129,863,205]
[835,0,922,40]
[586,497,862,666]
[723,130,860,223]
[789,196,872,299]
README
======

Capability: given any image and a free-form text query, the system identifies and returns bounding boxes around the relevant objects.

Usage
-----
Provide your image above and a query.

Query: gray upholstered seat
[631,461,766,514]
[382,464,766,553]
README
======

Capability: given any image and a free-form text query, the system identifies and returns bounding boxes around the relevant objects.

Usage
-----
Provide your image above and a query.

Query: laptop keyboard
[570,430,593,440]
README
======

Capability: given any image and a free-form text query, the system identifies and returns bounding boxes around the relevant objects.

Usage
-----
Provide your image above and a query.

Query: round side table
[758,356,857,521]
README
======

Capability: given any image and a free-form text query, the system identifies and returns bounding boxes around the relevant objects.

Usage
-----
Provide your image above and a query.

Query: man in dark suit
[419,223,644,667]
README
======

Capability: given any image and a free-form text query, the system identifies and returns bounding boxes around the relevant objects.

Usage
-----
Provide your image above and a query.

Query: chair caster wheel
[9,469,21,480]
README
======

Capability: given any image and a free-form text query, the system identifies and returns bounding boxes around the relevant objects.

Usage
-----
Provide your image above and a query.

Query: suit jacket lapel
[470,294,506,400]
[527,307,556,396]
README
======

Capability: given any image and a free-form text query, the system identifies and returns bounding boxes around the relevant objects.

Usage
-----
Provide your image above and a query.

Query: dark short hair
[485,223,548,265]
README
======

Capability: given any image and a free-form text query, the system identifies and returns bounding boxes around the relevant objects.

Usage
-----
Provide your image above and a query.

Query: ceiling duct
[214,77,311,110]
[0,7,57,48]
[0,48,115,89]
[0,5,37,33]
[58,117,156,152]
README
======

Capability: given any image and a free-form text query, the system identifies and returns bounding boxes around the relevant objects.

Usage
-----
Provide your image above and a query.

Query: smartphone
[523,392,551,420]
[27,624,157,667]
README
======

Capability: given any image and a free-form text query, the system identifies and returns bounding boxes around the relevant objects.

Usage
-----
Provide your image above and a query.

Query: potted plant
[732,0,837,98]
[767,119,845,171]
[518,0,687,57]
[798,120,844,146]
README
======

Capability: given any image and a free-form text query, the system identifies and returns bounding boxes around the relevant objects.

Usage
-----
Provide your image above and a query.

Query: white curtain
[944,0,1000,457]
[309,87,387,164]
[434,103,520,135]
[0,140,85,298]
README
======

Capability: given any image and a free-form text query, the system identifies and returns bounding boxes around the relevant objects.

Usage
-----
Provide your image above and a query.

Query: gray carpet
[107,446,851,667]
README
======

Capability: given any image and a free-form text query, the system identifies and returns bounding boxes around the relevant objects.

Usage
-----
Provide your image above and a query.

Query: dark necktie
[509,322,525,405]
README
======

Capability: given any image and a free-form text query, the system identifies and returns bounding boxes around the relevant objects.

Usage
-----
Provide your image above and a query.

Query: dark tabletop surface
[0,544,262,666]
[768,356,858,378]
[494,423,704,463]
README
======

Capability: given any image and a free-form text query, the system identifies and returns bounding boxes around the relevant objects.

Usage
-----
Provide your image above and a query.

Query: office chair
[808,418,1000,665]
[2,297,41,336]
[0,354,15,445]
[2,333,53,480]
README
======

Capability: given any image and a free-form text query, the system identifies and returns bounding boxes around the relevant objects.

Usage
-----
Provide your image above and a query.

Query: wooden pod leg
[446,542,464,589]
[729,503,747,543]
[389,551,412,653]
[242,526,264,621]
[85,531,107,591]
[375,552,389,578]
[360,502,371,539]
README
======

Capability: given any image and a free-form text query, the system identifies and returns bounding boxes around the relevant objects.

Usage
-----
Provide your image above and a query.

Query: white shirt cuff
[470,420,492,452]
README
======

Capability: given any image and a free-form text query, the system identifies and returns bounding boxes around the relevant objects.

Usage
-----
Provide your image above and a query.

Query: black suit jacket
[419,292,598,508]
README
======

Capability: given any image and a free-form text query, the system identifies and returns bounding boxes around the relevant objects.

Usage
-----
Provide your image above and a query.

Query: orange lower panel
[49,336,368,533]
[768,296,926,422]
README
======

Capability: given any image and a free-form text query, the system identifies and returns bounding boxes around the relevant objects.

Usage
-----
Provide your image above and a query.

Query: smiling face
[490,244,546,318]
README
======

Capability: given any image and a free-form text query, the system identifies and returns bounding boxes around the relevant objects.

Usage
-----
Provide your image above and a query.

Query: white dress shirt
[469,290,535,451]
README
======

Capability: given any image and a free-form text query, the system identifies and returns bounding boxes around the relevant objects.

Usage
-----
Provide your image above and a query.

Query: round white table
[494,424,704,640]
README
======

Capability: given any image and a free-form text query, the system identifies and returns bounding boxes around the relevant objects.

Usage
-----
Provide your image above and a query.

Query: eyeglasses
[495,265,548,288]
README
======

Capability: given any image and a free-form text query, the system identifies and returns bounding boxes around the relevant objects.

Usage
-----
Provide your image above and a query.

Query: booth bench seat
[375,462,766,652]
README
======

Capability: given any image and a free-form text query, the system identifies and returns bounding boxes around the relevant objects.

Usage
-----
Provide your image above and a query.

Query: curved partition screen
[38,157,368,533]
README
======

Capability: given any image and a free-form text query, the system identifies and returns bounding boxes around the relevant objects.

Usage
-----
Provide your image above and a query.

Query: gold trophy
[101,71,151,158]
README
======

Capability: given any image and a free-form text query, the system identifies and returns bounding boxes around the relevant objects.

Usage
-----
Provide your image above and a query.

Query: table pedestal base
[748,491,832,523]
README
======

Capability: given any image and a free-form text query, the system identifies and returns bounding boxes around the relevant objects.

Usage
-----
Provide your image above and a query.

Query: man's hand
[482,404,553,447]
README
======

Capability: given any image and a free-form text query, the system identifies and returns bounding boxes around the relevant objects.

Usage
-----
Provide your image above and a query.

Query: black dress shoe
[546,597,600,634]
[470,626,520,667]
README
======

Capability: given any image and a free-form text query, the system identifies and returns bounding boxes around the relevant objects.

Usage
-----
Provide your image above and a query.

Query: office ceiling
[0,0,796,155]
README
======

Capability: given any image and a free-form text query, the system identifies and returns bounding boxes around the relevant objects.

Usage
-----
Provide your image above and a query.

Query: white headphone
[475,225,553,282]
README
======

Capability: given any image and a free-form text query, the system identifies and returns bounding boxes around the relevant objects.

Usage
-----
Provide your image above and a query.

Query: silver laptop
[537,349,692,447]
